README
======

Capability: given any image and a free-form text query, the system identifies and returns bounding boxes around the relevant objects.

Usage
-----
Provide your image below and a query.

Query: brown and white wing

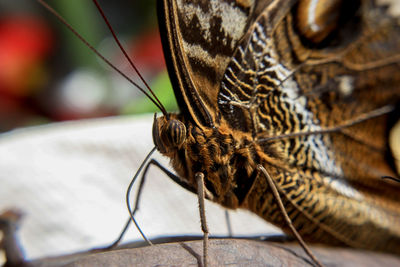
[158,0,274,127]
[218,0,400,189]
[217,0,400,251]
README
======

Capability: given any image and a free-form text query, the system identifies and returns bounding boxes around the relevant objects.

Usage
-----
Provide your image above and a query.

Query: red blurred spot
[128,29,165,76]
[0,15,54,97]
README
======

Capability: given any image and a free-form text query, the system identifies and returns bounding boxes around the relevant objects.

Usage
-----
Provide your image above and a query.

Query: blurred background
[0,0,177,132]
[0,0,278,262]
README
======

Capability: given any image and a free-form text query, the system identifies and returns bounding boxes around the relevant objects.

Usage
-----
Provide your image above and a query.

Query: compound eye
[162,119,186,148]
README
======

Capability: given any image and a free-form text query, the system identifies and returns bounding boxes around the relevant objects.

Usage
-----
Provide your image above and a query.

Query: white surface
[0,114,280,260]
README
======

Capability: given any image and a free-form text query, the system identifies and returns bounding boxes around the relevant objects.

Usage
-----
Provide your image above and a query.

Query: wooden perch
[23,238,400,267]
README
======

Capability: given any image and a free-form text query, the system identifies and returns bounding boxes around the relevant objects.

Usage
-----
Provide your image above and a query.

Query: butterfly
[152,0,400,256]
[36,0,400,263]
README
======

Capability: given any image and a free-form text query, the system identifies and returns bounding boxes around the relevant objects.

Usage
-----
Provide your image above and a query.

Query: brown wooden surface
[27,239,400,267]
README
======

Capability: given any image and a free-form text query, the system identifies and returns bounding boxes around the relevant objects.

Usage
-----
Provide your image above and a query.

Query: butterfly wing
[158,0,279,127]
[218,0,400,252]
[158,0,400,253]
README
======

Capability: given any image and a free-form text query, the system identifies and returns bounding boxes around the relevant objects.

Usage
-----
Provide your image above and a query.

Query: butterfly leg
[136,163,210,266]
[102,157,196,251]
[195,172,209,267]
[92,158,155,251]
[257,165,324,267]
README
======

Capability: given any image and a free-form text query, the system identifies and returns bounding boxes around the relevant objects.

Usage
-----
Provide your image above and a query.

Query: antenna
[37,0,168,117]
[91,0,168,117]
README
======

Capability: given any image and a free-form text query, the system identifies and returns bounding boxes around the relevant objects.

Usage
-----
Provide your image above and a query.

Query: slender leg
[99,159,151,250]
[101,158,196,250]
[195,172,209,267]
[257,165,324,267]
[94,157,155,251]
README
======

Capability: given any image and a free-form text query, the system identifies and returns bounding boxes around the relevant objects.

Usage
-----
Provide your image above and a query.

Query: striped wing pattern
[158,0,400,253]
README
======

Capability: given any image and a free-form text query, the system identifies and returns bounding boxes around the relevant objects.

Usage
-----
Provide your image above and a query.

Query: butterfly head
[153,113,186,154]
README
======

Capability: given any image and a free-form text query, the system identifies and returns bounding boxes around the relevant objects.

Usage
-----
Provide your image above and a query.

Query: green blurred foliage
[122,71,177,115]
